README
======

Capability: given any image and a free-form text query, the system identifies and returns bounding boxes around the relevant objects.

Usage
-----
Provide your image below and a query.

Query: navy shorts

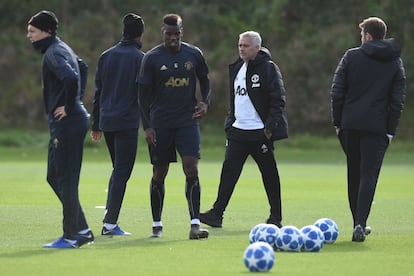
[149,125,200,165]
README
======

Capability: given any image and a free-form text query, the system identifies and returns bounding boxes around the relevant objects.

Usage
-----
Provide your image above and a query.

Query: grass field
[0,133,413,275]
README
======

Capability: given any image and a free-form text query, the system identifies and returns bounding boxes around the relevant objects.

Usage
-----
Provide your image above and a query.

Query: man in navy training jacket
[27,10,94,248]
[91,13,145,236]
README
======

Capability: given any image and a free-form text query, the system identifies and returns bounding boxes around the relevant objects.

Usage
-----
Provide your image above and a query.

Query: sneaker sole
[77,240,94,247]
[102,231,131,236]
[189,232,209,240]
[189,235,209,240]
[199,218,222,228]
[201,222,222,228]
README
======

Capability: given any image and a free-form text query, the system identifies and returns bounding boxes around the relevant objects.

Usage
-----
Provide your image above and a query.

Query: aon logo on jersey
[165,77,190,87]
[235,85,247,96]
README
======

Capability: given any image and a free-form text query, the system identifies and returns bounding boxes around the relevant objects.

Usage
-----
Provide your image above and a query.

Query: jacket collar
[120,38,142,49]
[32,36,57,53]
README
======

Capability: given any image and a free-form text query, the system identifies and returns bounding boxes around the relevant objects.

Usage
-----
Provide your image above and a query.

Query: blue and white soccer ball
[249,223,267,244]
[254,224,280,249]
[275,225,304,252]
[243,242,275,272]
[300,225,325,252]
[314,218,339,244]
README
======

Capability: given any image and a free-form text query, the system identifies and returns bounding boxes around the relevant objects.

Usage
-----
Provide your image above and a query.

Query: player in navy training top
[91,13,145,237]
[28,10,93,249]
[138,13,211,240]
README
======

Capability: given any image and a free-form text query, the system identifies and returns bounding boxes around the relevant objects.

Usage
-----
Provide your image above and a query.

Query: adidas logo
[261,144,268,153]
[160,65,167,70]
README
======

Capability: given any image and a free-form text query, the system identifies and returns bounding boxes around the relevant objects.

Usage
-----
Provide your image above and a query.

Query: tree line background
[1,0,413,138]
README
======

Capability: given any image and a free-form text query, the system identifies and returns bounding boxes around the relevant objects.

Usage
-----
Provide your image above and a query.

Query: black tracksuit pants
[212,137,282,222]
[338,129,389,228]
[103,128,138,224]
[47,114,89,239]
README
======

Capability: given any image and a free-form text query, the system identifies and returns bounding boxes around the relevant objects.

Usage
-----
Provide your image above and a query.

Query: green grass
[0,133,413,275]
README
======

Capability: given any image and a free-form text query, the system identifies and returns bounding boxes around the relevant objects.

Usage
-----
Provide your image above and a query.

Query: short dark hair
[359,17,387,39]
[162,14,182,28]
[123,13,144,39]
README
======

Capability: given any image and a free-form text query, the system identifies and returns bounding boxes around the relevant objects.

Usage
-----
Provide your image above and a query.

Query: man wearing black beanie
[91,13,145,236]
[27,10,94,248]
[28,10,58,35]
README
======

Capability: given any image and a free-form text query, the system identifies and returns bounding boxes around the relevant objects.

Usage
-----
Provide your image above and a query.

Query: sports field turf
[0,140,413,275]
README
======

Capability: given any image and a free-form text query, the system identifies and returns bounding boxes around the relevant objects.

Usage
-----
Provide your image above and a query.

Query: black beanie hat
[123,13,144,39]
[28,10,58,35]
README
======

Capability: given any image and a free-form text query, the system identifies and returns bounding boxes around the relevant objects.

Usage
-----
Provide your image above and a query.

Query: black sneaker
[149,226,163,238]
[199,209,223,228]
[352,225,366,242]
[266,215,282,228]
[189,224,209,240]
[76,230,95,247]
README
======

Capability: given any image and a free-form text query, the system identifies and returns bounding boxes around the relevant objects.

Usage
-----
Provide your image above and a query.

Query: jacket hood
[230,47,272,66]
[251,47,272,64]
[361,38,401,61]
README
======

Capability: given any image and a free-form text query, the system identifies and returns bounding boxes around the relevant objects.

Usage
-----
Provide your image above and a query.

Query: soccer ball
[243,242,275,272]
[300,225,325,252]
[275,225,304,252]
[254,224,280,249]
[249,223,267,244]
[314,218,339,244]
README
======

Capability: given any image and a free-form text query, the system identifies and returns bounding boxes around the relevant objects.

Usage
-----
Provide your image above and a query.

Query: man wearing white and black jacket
[201,31,288,228]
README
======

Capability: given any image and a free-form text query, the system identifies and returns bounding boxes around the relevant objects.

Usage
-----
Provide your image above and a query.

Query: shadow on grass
[0,234,374,260]
[322,240,372,252]
[90,228,250,250]
[0,247,68,259]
